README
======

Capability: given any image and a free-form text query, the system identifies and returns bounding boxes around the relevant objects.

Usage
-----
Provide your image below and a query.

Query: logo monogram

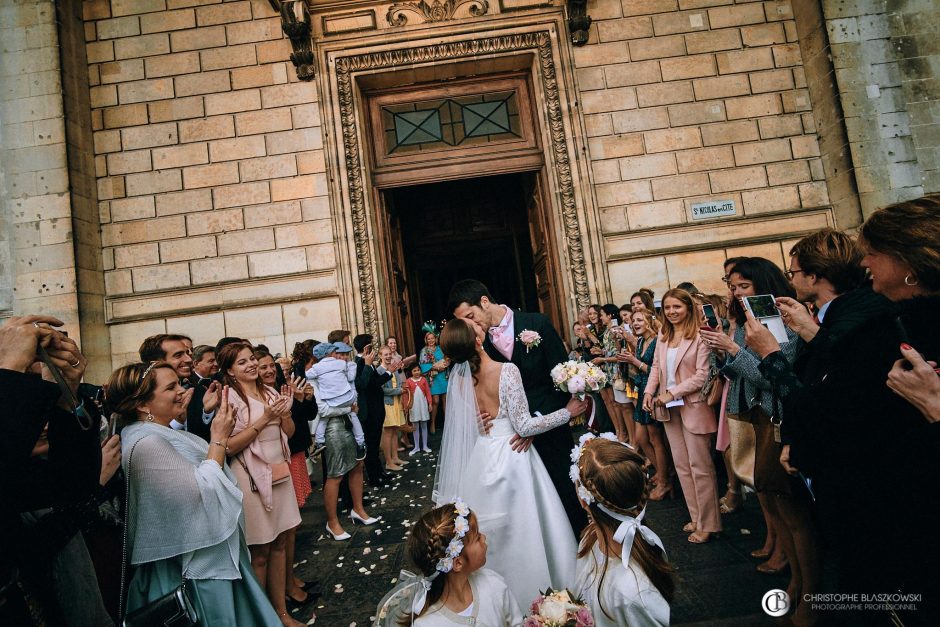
[762,589,790,617]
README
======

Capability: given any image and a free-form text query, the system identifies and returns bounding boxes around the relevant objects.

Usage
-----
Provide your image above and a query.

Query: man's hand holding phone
[774,296,818,341]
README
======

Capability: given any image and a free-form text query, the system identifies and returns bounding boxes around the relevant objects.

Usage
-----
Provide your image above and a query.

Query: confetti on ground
[740,528,751,535]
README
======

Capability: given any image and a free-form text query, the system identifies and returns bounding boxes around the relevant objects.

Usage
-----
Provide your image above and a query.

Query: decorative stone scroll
[334,32,591,337]
[386,0,490,27]
[278,0,315,80]
[566,0,592,46]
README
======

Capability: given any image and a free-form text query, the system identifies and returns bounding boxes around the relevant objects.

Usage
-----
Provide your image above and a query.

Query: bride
[433,318,584,606]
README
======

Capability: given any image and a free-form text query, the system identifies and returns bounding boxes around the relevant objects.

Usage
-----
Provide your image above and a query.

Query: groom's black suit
[483,309,588,536]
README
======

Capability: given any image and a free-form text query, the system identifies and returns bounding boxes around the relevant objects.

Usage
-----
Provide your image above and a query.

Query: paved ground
[289,433,784,626]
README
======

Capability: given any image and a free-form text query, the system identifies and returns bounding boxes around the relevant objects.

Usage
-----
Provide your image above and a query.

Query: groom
[448,279,588,535]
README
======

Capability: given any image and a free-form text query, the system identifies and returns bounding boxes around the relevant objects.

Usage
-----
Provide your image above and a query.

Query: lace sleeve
[500,364,570,438]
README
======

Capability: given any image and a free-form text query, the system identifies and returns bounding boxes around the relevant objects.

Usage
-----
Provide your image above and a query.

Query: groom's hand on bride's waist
[509,435,532,453]
[478,411,494,434]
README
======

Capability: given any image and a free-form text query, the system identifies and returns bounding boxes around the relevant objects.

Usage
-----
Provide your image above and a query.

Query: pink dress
[228,388,302,545]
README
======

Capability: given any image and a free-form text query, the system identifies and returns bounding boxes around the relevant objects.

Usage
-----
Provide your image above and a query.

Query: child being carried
[306,341,366,460]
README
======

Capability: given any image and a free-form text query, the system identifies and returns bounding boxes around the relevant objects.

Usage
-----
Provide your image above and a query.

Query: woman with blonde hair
[643,289,721,543]
[619,310,671,501]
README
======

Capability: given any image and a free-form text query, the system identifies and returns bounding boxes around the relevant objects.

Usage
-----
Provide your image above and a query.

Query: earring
[145,412,154,422]
[904,274,919,286]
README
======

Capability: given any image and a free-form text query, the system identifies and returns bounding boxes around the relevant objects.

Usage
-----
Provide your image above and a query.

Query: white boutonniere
[517,329,542,353]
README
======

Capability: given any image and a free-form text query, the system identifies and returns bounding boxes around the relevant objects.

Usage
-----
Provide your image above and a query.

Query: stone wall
[578,0,843,303]
[0,0,83,338]
[82,0,340,365]
[820,0,939,217]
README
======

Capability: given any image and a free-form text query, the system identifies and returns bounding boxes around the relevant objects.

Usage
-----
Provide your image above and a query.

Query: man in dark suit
[138,334,221,441]
[352,334,395,487]
[448,280,589,535]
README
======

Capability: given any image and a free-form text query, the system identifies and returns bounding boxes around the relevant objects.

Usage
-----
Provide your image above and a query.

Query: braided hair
[577,440,676,618]
[400,503,472,624]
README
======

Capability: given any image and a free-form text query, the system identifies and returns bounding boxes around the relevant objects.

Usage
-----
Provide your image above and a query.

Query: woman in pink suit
[643,288,722,543]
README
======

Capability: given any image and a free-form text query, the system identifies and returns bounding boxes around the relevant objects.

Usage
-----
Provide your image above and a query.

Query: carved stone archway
[332,31,591,338]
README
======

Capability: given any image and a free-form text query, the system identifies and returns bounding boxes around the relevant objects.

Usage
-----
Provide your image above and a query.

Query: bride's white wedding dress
[439,362,578,608]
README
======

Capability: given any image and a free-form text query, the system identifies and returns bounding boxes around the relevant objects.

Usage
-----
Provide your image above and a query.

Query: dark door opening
[383,172,539,354]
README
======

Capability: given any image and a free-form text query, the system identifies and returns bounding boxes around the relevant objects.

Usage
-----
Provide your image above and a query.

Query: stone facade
[1,0,937,377]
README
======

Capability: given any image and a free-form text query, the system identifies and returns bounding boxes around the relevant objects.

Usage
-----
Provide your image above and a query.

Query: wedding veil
[431,361,481,506]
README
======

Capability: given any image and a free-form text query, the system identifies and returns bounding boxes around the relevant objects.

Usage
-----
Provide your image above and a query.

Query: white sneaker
[409,448,421,456]
[422,447,432,453]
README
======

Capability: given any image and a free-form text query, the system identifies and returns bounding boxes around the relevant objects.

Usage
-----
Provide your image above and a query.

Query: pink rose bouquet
[526,588,593,626]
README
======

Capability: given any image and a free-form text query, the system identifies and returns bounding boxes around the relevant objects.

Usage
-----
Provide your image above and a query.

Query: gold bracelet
[210,441,229,453]
[252,426,261,435]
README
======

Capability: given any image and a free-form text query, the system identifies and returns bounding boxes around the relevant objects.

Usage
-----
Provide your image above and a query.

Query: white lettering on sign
[691,199,736,220]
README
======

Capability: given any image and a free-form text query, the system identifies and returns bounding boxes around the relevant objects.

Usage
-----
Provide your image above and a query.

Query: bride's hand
[509,434,532,453]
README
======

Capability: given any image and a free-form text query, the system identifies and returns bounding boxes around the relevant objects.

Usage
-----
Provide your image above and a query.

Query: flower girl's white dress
[574,543,670,627]
[415,569,523,626]
[459,363,578,607]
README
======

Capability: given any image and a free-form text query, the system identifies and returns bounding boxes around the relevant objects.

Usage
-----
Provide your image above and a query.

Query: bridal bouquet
[525,588,593,626]
[550,360,607,401]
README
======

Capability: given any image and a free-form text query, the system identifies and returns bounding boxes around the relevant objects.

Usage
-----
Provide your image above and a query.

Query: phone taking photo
[742,294,789,343]
[701,304,719,329]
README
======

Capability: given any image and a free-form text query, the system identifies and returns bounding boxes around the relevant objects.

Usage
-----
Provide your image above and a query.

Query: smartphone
[742,294,779,319]
[743,294,789,343]
[701,304,719,329]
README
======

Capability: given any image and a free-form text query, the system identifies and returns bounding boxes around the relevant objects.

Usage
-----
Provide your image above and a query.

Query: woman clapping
[108,362,281,626]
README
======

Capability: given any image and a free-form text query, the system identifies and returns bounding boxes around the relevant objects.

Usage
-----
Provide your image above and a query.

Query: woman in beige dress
[218,341,305,627]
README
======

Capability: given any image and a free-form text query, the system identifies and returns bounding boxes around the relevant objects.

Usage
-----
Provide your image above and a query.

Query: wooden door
[376,192,415,352]
[525,171,565,332]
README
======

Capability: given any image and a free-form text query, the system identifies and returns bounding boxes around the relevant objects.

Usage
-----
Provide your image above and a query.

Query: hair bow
[595,503,665,570]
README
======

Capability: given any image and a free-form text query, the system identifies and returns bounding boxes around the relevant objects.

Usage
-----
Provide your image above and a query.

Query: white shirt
[665,347,679,390]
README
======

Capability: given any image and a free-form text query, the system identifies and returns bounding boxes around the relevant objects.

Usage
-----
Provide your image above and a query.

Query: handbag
[270,461,291,485]
[120,439,198,627]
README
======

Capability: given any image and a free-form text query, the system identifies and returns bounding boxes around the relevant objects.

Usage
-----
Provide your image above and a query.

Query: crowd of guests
[2,194,937,626]
[0,320,445,626]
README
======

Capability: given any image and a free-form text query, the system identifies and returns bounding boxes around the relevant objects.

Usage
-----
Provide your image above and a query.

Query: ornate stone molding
[279,0,315,81]
[386,0,490,27]
[566,0,591,46]
[334,31,590,337]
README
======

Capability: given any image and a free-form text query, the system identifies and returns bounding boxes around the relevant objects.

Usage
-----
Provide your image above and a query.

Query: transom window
[382,91,522,154]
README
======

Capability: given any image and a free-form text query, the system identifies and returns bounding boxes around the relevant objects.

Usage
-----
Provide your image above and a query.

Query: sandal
[688,531,716,544]
[682,522,697,533]
[719,485,743,514]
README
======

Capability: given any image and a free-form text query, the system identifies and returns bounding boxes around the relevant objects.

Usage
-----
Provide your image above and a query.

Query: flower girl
[374,501,523,626]
[571,435,676,626]
[405,364,433,455]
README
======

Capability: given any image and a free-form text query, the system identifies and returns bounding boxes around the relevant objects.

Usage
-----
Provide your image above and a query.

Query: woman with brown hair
[108,362,281,626]
[216,342,305,627]
[572,436,674,626]
[434,318,586,605]
[642,289,721,543]
[701,258,817,606]
[748,195,940,620]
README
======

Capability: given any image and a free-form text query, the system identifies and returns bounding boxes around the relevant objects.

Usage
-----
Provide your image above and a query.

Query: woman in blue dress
[419,323,449,433]
[107,362,284,626]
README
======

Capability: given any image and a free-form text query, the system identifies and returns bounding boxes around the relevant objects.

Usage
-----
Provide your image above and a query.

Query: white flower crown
[435,498,471,573]
[569,432,620,505]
